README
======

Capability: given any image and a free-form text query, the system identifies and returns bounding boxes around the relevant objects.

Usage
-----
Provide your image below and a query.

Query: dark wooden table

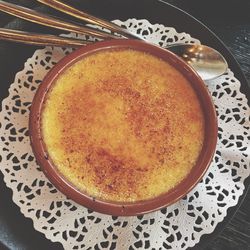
[0,0,249,249]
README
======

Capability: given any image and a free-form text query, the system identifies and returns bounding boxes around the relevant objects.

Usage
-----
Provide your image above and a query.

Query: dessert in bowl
[29,39,217,216]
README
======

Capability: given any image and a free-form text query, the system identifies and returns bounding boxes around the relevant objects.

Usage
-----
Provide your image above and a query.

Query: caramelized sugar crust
[42,49,204,202]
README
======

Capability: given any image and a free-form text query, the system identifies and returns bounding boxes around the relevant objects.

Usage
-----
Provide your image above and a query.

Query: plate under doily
[0,19,249,250]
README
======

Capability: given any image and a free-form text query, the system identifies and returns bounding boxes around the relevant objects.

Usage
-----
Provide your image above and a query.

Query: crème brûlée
[41,49,205,202]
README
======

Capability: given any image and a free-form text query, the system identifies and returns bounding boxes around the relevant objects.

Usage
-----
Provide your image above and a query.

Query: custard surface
[42,49,204,202]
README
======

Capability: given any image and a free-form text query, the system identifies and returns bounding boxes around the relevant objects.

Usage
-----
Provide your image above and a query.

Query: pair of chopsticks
[0,0,141,47]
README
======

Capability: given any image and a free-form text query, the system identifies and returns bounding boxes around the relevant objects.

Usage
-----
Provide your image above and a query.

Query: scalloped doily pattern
[0,19,249,250]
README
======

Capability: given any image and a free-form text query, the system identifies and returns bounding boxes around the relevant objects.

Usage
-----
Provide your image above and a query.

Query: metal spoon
[36,0,228,81]
[0,28,227,80]
[0,0,228,81]
[167,44,228,80]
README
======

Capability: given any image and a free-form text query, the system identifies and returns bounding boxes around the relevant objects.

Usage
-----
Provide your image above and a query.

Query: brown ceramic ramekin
[29,39,217,216]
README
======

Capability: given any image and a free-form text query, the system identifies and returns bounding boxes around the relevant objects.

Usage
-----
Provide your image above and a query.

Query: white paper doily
[0,19,249,250]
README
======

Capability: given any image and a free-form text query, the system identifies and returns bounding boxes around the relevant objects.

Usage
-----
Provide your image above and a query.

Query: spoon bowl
[167,44,228,80]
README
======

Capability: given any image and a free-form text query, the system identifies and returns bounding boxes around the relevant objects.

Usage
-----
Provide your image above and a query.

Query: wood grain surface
[0,0,249,249]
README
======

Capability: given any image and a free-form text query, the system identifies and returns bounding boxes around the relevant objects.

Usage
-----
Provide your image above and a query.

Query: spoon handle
[36,0,141,40]
[0,0,118,40]
[0,28,88,47]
